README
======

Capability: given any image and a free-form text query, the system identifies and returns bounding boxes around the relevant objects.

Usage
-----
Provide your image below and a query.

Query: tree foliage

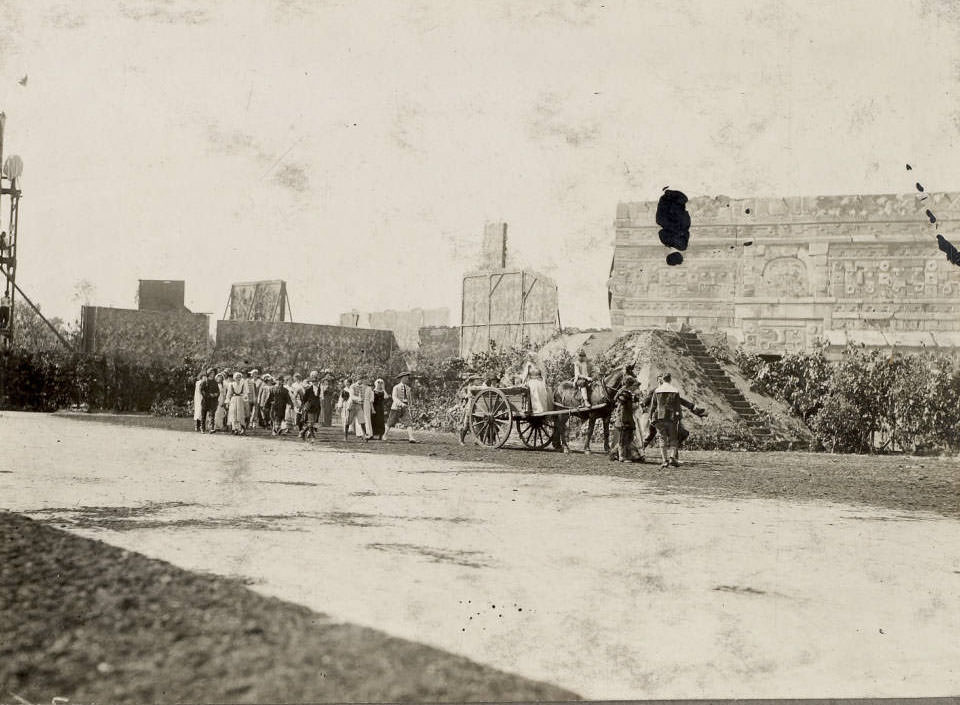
[736,343,960,454]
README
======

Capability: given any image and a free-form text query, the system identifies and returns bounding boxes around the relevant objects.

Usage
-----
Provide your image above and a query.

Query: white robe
[526,379,552,414]
[193,380,204,421]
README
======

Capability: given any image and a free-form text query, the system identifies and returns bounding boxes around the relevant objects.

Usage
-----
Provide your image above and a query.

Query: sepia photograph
[1,0,959,703]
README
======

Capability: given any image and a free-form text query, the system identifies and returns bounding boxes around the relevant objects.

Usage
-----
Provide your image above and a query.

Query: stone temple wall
[608,192,960,355]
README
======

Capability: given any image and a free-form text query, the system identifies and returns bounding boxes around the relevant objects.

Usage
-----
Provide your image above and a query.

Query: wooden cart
[467,386,606,449]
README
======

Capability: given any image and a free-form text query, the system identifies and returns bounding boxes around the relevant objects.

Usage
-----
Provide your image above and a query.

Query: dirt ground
[61,412,960,519]
[3,411,960,700]
[0,512,575,704]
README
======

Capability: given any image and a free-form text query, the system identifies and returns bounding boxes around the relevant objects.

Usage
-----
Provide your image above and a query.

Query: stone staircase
[676,330,774,439]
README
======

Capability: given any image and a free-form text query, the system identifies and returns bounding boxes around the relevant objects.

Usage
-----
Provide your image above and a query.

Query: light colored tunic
[193,379,204,421]
[226,381,247,429]
[526,378,552,414]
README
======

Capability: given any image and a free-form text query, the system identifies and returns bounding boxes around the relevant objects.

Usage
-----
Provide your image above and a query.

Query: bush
[150,398,193,418]
[0,347,202,413]
[735,342,960,454]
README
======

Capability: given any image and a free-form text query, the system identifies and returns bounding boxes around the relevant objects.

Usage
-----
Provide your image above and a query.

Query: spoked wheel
[517,415,556,450]
[469,389,513,448]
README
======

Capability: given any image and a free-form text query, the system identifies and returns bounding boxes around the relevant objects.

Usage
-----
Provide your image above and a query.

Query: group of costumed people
[192,368,418,443]
[455,349,706,468]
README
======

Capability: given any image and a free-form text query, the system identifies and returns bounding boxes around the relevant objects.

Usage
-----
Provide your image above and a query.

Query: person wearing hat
[647,372,706,468]
[300,371,323,439]
[612,375,641,463]
[200,367,222,433]
[258,374,275,429]
[606,362,637,395]
[384,371,416,443]
[267,375,293,435]
[573,350,595,408]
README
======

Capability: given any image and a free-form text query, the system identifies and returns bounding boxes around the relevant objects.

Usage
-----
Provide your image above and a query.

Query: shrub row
[734,344,960,453]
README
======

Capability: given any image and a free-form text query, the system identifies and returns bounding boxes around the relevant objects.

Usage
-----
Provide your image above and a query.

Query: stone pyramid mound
[601,328,813,447]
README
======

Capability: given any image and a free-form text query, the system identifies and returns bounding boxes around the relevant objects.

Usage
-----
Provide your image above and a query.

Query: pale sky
[1,0,959,328]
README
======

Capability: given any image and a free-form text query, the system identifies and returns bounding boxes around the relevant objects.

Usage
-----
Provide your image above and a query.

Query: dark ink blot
[926,209,937,224]
[916,182,924,192]
[666,252,684,266]
[656,189,691,251]
[937,234,960,266]
[906,163,912,170]
[744,208,751,214]
[743,241,753,247]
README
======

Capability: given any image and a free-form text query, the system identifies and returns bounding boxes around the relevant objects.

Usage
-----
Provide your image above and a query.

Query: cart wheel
[517,416,556,450]
[469,389,513,448]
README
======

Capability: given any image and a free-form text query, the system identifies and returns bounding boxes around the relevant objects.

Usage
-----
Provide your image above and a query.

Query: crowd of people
[192,367,418,443]
[190,350,706,468]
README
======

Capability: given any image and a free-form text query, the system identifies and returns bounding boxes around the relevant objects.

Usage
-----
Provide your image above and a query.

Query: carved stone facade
[609,193,960,355]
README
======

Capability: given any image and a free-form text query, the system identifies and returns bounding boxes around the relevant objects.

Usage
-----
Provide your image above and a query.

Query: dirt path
[2,411,960,699]
[59,411,960,519]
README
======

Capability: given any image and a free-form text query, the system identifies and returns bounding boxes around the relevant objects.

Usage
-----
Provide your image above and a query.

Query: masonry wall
[80,306,209,360]
[418,326,460,359]
[214,320,398,372]
[608,192,960,354]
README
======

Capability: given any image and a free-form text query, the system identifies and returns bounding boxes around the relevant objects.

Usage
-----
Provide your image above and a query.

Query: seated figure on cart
[573,350,595,408]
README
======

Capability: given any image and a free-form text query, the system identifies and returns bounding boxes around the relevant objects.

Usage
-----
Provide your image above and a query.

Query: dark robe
[371,390,387,437]
[320,384,335,427]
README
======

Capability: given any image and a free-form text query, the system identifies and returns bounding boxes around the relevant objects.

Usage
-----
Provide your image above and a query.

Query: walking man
[647,372,705,468]
[299,371,323,439]
[200,367,221,433]
[384,371,417,443]
[612,375,641,462]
